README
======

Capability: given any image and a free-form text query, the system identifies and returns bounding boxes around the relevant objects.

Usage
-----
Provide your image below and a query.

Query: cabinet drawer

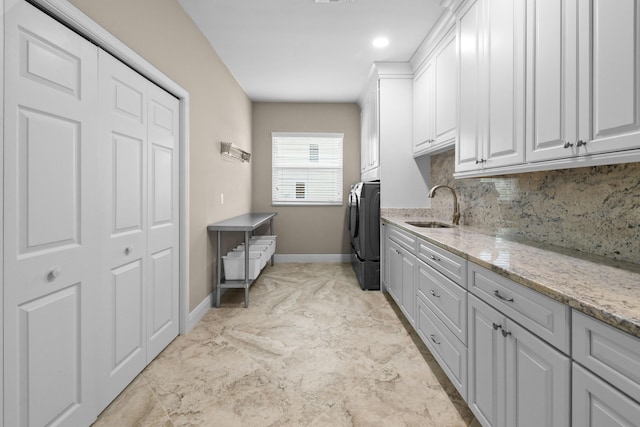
[469,262,570,353]
[418,238,466,286]
[416,297,467,400]
[387,225,417,252]
[417,260,467,344]
[573,310,640,403]
[573,363,640,427]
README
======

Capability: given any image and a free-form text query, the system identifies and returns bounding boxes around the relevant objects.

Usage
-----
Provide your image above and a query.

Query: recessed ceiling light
[372,37,389,48]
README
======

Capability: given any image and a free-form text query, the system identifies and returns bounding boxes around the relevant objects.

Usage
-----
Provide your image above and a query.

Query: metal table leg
[269,218,275,266]
[216,230,221,307]
[244,231,250,308]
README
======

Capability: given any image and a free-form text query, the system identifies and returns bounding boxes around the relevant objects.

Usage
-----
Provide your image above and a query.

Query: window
[272,132,343,205]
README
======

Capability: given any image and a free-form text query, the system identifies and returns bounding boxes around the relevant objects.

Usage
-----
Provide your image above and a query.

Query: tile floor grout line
[141,367,177,426]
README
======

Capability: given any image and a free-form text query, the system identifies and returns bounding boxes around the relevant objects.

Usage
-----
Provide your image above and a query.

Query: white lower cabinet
[382,224,639,427]
[417,295,468,400]
[573,364,640,427]
[387,238,417,326]
[383,224,468,400]
[572,310,640,427]
[468,294,570,427]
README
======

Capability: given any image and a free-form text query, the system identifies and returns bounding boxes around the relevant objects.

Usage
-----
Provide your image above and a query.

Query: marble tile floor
[93,263,480,427]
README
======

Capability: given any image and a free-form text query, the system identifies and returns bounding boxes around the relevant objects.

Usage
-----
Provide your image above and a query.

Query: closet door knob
[48,267,62,281]
[125,246,134,255]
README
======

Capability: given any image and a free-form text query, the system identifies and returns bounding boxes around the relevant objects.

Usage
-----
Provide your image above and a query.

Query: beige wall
[252,103,361,255]
[69,0,253,310]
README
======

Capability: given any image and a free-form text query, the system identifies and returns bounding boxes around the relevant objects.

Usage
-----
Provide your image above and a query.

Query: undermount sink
[406,221,456,229]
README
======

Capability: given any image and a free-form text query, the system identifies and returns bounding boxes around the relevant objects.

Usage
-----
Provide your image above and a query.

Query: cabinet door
[3,1,100,425]
[368,85,379,170]
[413,60,435,152]
[381,224,389,291]
[504,320,570,427]
[468,294,505,427]
[456,0,483,172]
[360,95,371,173]
[434,33,457,146]
[573,363,640,427]
[526,0,579,162]
[387,239,403,305]
[578,0,640,155]
[483,0,526,168]
[400,249,417,326]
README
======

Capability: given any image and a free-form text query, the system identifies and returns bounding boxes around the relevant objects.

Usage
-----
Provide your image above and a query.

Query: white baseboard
[274,254,351,263]
[186,293,212,333]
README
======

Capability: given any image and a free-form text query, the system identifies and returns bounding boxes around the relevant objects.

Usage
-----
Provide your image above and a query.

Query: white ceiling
[178,0,445,102]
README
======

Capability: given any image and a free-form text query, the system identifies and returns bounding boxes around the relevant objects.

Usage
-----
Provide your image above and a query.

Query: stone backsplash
[427,150,640,264]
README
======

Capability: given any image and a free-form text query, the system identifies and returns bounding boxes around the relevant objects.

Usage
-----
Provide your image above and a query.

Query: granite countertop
[382,215,640,339]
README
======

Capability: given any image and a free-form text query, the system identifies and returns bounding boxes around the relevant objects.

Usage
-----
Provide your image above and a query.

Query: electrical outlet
[220,193,224,205]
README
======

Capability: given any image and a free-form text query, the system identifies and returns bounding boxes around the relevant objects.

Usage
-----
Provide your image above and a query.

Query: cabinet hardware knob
[492,323,502,331]
[429,255,441,262]
[563,141,574,149]
[501,329,512,338]
[429,334,441,345]
[576,140,587,147]
[430,289,440,298]
[493,290,514,302]
[125,246,134,255]
[475,158,486,164]
[47,267,62,281]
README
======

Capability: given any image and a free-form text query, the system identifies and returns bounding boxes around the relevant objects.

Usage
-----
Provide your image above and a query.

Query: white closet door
[97,51,179,408]
[146,84,180,362]
[3,1,100,426]
[97,51,149,411]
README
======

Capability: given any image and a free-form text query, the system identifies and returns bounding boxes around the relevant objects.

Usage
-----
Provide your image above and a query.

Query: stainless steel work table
[207,212,277,307]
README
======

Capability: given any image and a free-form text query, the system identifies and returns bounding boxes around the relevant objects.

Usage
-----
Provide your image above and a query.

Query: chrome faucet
[428,185,460,226]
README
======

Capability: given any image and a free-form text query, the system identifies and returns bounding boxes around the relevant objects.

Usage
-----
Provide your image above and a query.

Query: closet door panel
[19,109,79,251]
[98,51,148,412]
[4,1,100,425]
[111,261,144,366]
[146,85,180,362]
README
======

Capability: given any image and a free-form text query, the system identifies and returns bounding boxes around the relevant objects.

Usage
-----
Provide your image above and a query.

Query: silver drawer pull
[493,290,514,302]
[430,290,440,298]
[429,334,441,345]
[429,254,441,262]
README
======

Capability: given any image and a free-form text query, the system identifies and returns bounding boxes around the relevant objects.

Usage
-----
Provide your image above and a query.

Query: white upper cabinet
[457,0,640,176]
[360,83,380,181]
[413,30,457,156]
[578,0,640,156]
[413,60,435,153]
[527,0,640,163]
[525,0,578,162]
[456,0,526,174]
[359,63,429,208]
[456,0,483,172]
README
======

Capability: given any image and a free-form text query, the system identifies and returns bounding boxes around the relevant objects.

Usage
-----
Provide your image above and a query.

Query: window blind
[272,132,344,205]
